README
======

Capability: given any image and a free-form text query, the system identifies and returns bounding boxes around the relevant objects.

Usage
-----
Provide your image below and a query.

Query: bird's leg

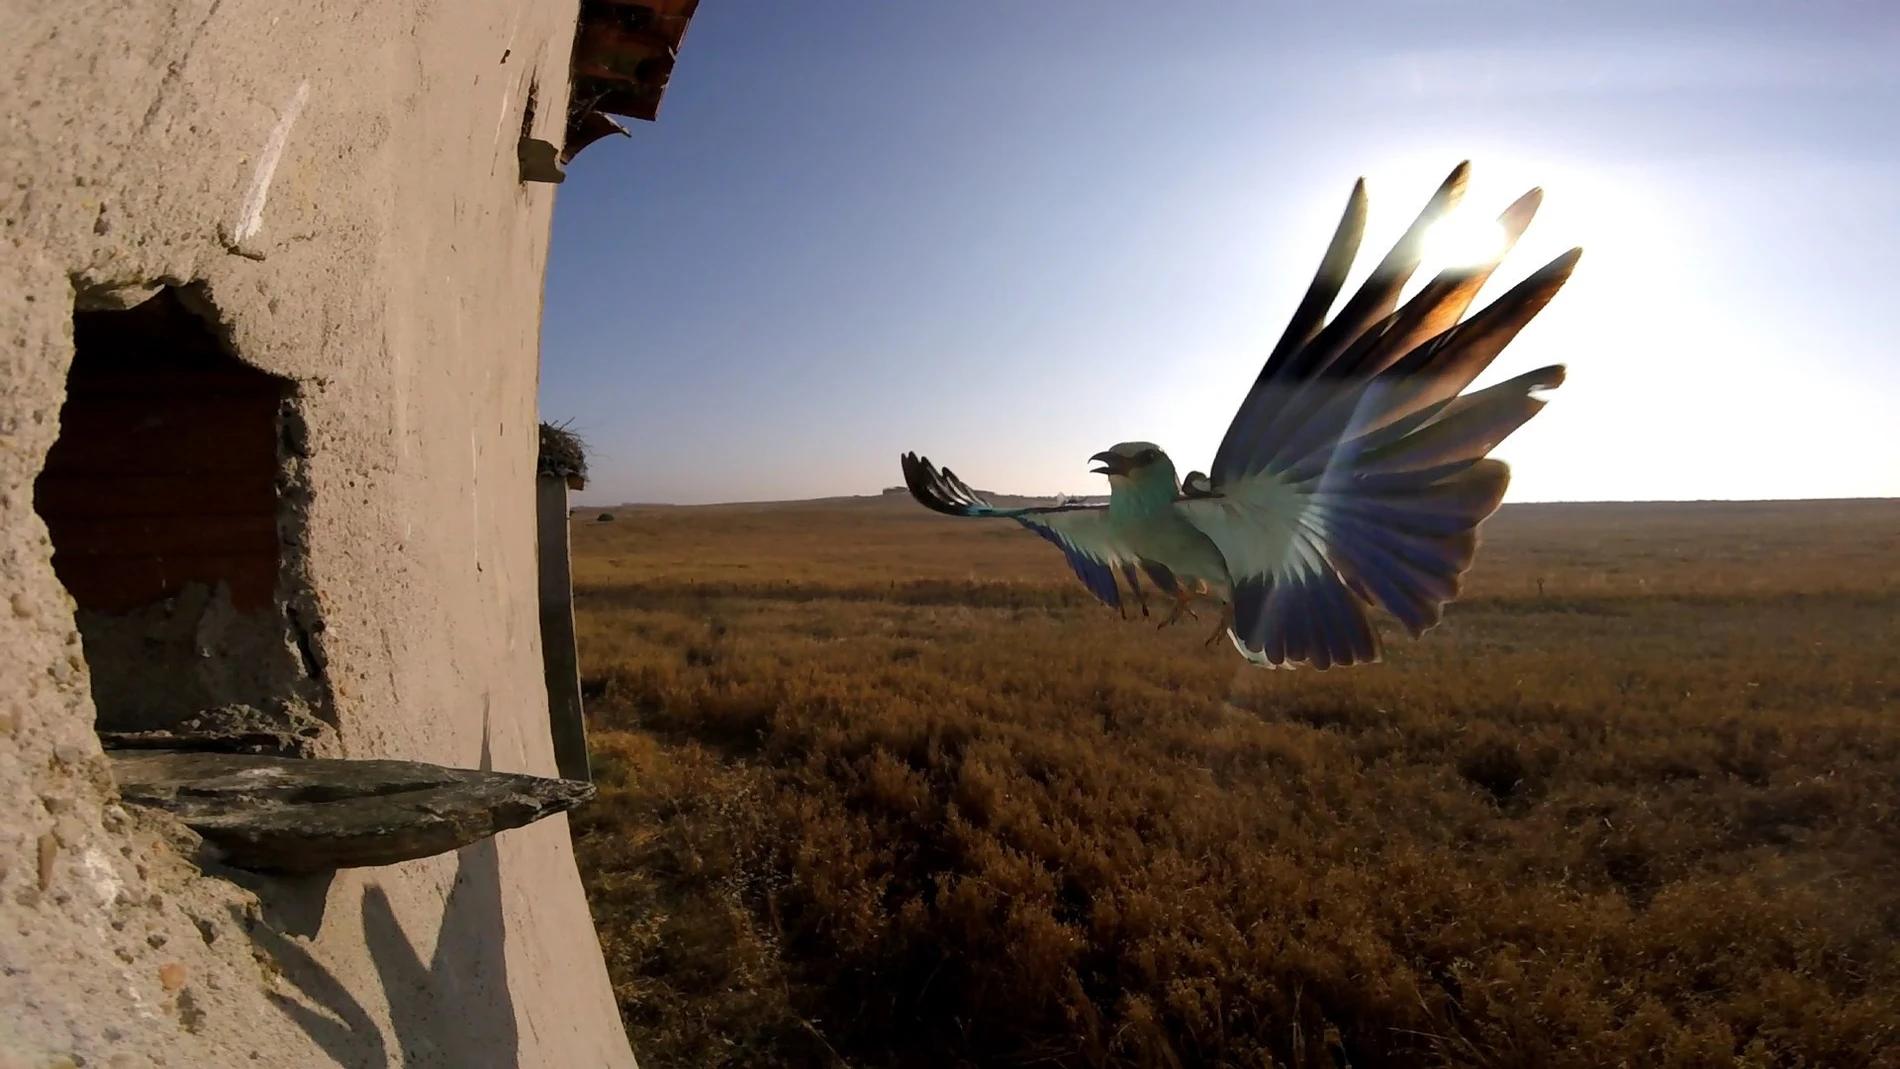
[1203,601,1236,648]
[1156,589,1200,630]
[1118,562,1150,620]
[1122,592,1153,621]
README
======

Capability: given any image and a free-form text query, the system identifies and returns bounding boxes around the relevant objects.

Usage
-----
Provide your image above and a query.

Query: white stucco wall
[0,2,636,1065]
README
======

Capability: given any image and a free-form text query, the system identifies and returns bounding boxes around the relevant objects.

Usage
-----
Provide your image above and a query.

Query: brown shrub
[571,498,1900,1068]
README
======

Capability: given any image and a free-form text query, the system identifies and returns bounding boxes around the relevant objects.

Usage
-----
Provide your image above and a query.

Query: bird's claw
[1202,603,1238,648]
[1156,597,1199,630]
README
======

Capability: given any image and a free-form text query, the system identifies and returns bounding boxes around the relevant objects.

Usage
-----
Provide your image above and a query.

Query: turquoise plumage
[902,162,1578,669]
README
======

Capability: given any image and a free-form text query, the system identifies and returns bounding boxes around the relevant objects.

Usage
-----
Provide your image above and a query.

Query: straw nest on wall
[538,422,588,490]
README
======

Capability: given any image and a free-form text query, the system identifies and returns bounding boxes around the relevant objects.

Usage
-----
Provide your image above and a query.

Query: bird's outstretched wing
[1183,161,1579,668]
[901,452,1134,610]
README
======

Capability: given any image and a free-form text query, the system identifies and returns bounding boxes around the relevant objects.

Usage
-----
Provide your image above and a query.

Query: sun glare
[1418,211,1510,272]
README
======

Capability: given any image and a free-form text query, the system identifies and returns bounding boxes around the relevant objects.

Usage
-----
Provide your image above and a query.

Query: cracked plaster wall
[0,2,636,1066]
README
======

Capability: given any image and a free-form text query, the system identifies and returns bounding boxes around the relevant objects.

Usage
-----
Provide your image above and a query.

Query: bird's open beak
[1090,451,1131,476]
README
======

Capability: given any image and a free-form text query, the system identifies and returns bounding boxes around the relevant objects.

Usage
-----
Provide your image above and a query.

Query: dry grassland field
[567,494,1900,1069]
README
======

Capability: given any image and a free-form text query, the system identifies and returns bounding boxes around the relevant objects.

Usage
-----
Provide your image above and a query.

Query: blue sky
[541,0,1900,506]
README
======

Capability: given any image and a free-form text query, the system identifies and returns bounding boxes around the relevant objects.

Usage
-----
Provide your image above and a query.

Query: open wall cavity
[33,287,331,750]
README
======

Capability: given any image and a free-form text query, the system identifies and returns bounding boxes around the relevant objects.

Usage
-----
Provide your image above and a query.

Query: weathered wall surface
[1,2,636,1066]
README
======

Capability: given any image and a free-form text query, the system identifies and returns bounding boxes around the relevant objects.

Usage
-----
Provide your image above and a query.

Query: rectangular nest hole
[33,287,331,755]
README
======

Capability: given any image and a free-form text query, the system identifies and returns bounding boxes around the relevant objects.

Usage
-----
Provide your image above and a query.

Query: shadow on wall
[246,726,520,1068]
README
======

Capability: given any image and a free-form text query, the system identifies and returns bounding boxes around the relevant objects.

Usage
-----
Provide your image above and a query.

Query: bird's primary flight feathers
[900,452,1137,610]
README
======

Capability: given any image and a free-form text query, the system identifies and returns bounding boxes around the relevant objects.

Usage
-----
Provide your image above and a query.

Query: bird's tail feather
[1230,283,1567,670]
[1225,457,1511,667]
[1223,288,1567,670]
[1320,458,1510,638]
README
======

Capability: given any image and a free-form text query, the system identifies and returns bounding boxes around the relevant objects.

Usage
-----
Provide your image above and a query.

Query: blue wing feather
[1020,519,1121,608]
[901,452,1126,611]
[1184,166,1577,668]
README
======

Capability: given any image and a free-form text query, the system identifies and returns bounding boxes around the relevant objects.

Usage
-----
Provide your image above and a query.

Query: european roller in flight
[901,162,1579,669]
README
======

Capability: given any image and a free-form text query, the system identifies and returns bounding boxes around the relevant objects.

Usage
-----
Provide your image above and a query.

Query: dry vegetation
[568,494,1900,1069]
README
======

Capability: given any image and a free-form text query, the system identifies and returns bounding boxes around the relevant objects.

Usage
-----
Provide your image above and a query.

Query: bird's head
[1090,442,1178,495]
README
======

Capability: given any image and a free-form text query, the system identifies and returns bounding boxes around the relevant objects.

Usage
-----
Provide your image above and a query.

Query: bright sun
[1418,211,1510,271]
